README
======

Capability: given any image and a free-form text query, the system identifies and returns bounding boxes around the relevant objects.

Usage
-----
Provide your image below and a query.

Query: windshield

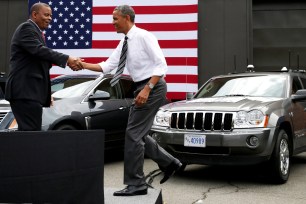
[52,80,94,99]
[195,75,287,98]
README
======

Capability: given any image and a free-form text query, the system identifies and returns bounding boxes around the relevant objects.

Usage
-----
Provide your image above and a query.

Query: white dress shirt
[99,25,168,82]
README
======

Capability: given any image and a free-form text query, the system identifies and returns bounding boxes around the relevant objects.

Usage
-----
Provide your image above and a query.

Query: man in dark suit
[5,2,82,131]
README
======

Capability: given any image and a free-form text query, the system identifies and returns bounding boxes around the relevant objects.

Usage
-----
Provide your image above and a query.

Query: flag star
[80,24,85,28]
[80,13,85,17]
[52,41,57,46]
[48,24,52,29]
[54,7,58,11]
[64,30,68,34]
[59,13,63,17]
[64,41,68,46]
[80,36,84,40]
[53,30,57,34]
[48,1,52,6]
[58,24,63,29]
[70,1,75,5]
[86,7,91,11]
[53,18,58,23]
[69,36,73,40]
[85,41,89,46]
[74,30,79,34]
[64,18,68,23]
[58,36,63,40]
[59,1,63,5]
[70,13,74,17]
[47,36,52,40]
[69,24,74,28]
[86,30,90,34]
[64,7,69,11]
[75,7,79,11]
[75,18,79,23]
[74,41,79,46]
[81,1,85,5]
[86,18,90,22]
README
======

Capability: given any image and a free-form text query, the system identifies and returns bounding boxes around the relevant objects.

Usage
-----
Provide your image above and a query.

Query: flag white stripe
[55,48,197,57]
[93,0,197,7]
[93,13,197,24]
[93,31,197,41]
[167,83,198,92]
[167,66,198,75]
[50,66,197,75]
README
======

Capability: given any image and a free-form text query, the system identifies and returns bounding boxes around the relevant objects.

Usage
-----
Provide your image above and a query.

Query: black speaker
[0,130,105,203]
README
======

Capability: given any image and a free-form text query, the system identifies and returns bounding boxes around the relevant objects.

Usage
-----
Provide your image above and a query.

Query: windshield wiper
[224,94,249,97]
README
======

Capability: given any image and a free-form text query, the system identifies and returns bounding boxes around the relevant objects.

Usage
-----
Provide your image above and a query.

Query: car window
[195,75,286,98]
[51,78,96,93]
[52,80,94,99]
[94,78,118,99]
[292,76,303,94]
[300,77,306,89]
[120,79,136,98]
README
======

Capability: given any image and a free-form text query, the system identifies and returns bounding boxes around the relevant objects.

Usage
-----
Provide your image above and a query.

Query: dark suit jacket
[5,20,69,107]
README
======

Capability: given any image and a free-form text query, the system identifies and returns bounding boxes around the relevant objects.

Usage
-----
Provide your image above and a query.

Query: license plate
[184,134,206,147]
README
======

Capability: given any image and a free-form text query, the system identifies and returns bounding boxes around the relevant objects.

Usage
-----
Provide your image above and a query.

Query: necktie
[41,32,46,43]
[110,36,128,87]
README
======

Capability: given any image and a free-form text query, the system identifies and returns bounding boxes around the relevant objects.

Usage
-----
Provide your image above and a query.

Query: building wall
[253,0,306,71]
[0,0,28,75]
[198,0,253,86]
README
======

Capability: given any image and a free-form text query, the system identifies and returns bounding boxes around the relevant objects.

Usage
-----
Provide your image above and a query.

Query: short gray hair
[114,5,135,22]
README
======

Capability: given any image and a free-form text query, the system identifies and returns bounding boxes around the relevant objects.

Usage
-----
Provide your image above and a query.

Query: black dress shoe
[160,161,182,184]
[113,184,148,196]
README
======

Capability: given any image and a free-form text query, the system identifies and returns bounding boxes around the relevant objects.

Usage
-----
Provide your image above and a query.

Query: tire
[269,129,290,184]
[54,124,77,130]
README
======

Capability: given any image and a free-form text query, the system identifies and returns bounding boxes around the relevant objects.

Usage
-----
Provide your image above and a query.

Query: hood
[162,96,283,112]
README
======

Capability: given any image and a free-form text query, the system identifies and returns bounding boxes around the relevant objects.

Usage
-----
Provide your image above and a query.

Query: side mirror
[88,90,110,101]
[292,89,306,102]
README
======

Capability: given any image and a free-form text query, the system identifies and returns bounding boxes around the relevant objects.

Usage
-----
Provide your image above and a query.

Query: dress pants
[10,99,43,131]
[123,78,179,186]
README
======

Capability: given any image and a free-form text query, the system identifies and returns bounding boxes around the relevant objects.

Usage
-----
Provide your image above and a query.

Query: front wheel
[269,129,290,184]
[54,124,77,130]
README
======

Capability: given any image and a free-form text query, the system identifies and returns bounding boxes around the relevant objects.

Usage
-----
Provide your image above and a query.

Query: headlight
[153,110,171,127]
[234,110,268,128]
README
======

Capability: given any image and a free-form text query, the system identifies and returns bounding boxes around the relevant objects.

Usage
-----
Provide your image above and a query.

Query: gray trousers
[123,78,178,186]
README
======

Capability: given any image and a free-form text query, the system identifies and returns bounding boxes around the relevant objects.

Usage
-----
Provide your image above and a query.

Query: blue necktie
[110,36,128,87]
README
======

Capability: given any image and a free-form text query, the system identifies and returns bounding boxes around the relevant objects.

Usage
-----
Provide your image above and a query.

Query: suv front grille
[0,111,8,124]
[170,112,233,131]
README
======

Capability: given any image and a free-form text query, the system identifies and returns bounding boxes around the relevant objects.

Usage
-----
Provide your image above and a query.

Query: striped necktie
[110,36,128,87]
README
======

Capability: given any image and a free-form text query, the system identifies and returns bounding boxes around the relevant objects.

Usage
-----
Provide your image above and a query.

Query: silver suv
[151,68,306,183]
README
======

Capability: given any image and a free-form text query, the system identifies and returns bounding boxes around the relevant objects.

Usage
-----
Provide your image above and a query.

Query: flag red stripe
[166,92,188,101]
[165,75,198,83]
[92,5,197,15]
[92,39,197,49]
[82,57,198,66]
[92,22,198,32]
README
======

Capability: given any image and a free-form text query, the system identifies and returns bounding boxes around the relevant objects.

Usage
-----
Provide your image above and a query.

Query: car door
[290,76,306,149]
[86,78,131,148]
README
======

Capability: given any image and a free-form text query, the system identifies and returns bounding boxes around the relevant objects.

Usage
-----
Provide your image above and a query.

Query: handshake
[67,56,84,71]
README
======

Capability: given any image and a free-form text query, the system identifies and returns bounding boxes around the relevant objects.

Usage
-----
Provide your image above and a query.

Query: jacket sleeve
[17,23,69,68]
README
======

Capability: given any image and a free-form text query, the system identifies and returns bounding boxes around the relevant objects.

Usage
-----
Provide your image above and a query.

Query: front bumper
[151,127,276,165]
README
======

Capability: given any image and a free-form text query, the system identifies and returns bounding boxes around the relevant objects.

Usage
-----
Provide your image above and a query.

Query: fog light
[248,136,259,146]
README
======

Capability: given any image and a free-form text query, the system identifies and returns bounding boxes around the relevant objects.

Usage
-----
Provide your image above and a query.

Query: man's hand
[134,86,151,106]
[67,56,83,71]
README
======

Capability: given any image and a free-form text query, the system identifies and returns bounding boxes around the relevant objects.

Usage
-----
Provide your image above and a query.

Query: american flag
[28,0,198,100]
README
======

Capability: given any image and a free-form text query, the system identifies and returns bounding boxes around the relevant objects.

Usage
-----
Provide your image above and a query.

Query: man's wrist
[146,82,155,89]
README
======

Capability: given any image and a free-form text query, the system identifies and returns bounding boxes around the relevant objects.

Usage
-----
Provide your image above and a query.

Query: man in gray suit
[5,2,82,131]
[81,5,182,196]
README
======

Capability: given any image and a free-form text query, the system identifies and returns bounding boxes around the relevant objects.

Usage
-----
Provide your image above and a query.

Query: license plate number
[184,134,206,147]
